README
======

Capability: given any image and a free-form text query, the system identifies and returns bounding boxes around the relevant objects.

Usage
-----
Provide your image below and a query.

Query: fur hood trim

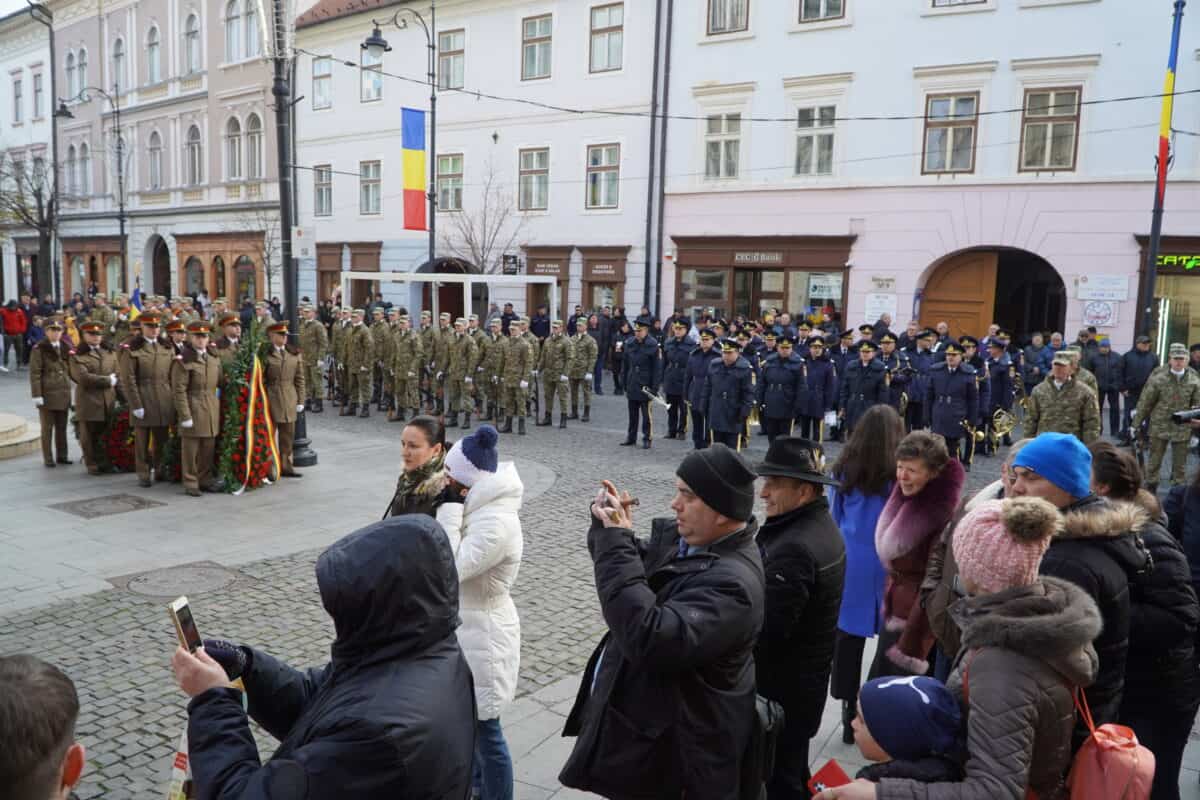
[1060,499,1148,541]
[179,342,218,364]
[875,458,967,564]
[73,341,110,357]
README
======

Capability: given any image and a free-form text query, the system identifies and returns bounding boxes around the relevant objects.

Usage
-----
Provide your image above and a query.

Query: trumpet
[641,386,671,409]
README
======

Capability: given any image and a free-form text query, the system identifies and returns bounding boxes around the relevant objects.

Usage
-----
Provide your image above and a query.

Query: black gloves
[202,638,251,680]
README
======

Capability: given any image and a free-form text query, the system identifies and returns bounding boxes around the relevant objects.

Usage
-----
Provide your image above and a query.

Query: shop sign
[870,276,896,292]
[1157,254,1200,270]
[528,260,565,276]
[733,251,783,265]
[501,254,521,275]
[1082,300,1119,328]
[1076,274,1129,302]
[808,273,843,299]
[864,293,898,322]
[588,262,618,277]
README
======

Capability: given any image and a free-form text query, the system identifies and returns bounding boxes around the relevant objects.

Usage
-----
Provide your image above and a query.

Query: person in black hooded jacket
[170,515,477,799]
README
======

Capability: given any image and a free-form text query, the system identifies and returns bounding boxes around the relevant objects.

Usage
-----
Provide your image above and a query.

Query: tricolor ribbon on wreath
[233,355,282,496]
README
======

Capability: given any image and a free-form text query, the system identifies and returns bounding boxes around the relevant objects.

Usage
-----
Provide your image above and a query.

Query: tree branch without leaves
[438,157,526,274]
[224,206,281,299]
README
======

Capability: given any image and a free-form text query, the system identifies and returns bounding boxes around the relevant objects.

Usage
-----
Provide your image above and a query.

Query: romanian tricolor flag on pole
[401,107,427,231]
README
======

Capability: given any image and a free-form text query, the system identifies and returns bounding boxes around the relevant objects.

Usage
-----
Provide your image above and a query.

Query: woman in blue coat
[826,404,905,744]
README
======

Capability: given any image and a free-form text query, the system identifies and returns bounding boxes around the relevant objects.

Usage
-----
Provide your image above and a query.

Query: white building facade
[662,0,1200,353]
[293,0,666,319]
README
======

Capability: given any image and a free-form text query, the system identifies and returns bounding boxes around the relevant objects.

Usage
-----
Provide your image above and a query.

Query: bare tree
[224,205,282,300]
[0,151,57,296]
[439,156,526,274]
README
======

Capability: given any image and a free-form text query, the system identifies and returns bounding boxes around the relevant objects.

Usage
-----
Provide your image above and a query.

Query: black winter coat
[754,499,846,738]
[756,351,806,420]
[839,357,886,430]
[561,516,765,800]
[1121,348,1160,392]
[703,355,755,434]
[1039,496,1146,739]
[186,516,476,799]
[798,354,837,418]
[686,345,721,407]
[662,336,692,396]
[1086,350,1123,392]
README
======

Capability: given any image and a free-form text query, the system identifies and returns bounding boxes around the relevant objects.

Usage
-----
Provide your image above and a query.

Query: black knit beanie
[675,444,757,522]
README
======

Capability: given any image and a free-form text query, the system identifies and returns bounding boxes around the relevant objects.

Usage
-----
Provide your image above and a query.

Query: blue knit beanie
[1012,432,1092,500]
[444,425,499,488]
[859,676,962,761]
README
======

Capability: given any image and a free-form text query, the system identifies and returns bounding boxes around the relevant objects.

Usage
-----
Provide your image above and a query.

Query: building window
[148,131,163,189]
[186,124,202,185]
[590,4,623,73]
[66,145,77,194]
[312,56,331,109]
[146,28,161,83]
[359,160,380,214]
[244,0,260,57]
[32,157,45,190]
[438,30,464,90]
[705,113,741,179]
[586,143,619,208]
[111,38,125,93]
[799,0,843,21]
[79,144,91,194]
[314,164,332,216]
[1020,87,1080,172]
[922,92,978,174]
[77,49,88,98]
[12,78,21,123]
[245,113,262,178]
[235,255,256,300]
[795,105,835,176]
[184,15,200,74]
[521,15,552,80]
[360,47,382,102]
[32,73,43,117]
[437,154,463,211]
[225,0,241,62]
[708,0,748,34]
[65,53,76,98]
[518,148,549,210]
[225,117,242,179]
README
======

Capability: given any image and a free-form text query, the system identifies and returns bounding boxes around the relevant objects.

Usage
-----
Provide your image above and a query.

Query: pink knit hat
[953,497,1061,596]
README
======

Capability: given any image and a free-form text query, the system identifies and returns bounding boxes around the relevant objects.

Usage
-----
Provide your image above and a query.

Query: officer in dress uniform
[29,318,72,468]
[263,321,306,478]
[620,319,663,449]
[702,337,755,450]
[170,321,224,496]
[876,332,912,413]
[120,312,176,486]
[662,319,693,440]
[684,328,721,449]
[797,336,837,442]
[925,341,979,466]
[904,329,936,432]
[69,321,119,475]
[838,339,886,435]
[982,338,1013,455]
[757,336,807,443]
[165,320,188,354]
[829,329,857,379]
[959,335,991,461]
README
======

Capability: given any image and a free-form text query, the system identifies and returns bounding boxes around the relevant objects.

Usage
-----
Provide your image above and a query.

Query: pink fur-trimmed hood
[875,459,966,565]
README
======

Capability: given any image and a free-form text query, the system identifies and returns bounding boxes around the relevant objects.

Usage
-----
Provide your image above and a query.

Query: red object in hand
[808,759,851,796]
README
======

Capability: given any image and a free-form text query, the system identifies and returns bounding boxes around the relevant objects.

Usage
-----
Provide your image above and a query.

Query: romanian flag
[129,277,142,320]
[401,107,427,231]
[1155,9,1184,208]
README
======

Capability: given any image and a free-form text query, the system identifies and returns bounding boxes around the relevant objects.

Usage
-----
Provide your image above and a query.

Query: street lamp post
[27,1,61,304]
[56,85,127,294]
[362,1,437,310]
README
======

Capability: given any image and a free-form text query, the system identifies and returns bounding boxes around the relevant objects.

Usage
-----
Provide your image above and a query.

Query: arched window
[78,143,91,194]
[72,256,86,296]
[66,145,77,194]
[244,0,260,57]
[147,27,161,84]
[235,255,256,300]
[148,131,163,190]
[105,255,122,293]
[111,38,125,93]
[224,0,241,62]
[78,49,88,99]
[213,255,226,297]
[185,256,204,295]
[65,52,76,98]
[225,117,242,180]
[245,113,262,179]
[186,125,202,186]
[184,14,201,74]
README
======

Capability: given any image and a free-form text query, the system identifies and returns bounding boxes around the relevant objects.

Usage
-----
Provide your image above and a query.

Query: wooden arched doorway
[418,257,478,320]
[151,237,171,296]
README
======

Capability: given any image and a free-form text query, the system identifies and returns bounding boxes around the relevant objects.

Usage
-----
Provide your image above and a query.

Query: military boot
[313,399,323,414]
[461,411,472,431]
[499,416,513,433]
[559,412,568,429]
[446,412,459,429]
[359,405,370,418]
[304,398,312,412]
[340,403,354,417]
[537,412,552,427]
[518,417,527,435]
[581,405,590,423]
[569,403,579,420]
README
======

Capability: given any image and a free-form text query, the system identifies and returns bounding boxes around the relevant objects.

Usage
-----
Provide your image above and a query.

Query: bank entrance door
[733,269,785,319]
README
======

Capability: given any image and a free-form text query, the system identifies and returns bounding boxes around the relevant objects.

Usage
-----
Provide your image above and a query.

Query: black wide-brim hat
[755,436,839,486]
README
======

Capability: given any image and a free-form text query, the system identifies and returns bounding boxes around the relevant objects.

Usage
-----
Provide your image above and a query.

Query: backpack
[1065,689,1155,800]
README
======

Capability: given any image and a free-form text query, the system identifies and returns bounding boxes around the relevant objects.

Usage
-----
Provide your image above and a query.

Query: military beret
[1169,343,1189,358]
[80,321,105,334]
[139,312,162,325]
[858,340,879,352]
[187,321,212,334]
[218,313,242,327]
[165,320,186,333]
[267,321,290,335]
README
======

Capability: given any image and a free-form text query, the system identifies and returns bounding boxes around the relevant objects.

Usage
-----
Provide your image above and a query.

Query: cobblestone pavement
[2,366,1181,798]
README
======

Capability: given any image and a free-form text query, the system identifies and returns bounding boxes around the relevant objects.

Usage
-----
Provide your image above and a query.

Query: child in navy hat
[851,675,965,783]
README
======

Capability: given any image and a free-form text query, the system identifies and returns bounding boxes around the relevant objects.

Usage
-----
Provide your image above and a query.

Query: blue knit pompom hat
[444,425,499,488]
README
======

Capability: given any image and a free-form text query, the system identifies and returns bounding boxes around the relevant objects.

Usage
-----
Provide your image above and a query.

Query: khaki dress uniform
[264,340,306,475]
[120,331,178,483]
[29,333,73,466]
[171,342,224,494]
[70,334,119,473]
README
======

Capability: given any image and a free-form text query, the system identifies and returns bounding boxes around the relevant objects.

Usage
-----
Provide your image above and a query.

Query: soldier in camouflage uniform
[341,308,375,418]
[1133,342,1200,489]
[299,304,328,412]
[179,298,200,325]
[418,310,437,412]
[520,317,542,417]
[370,308,391,410]
[1025,350,1100,444]
[1062,346,1100,410]
[568,317,598,422]
[479,317,507,422]
[89,295,116,346]
[429,312,453,414]
[499,321,533,435]
[538,319,572,428]
[390,315,423,422]
[113,297,134,345]
[444,318,478,430]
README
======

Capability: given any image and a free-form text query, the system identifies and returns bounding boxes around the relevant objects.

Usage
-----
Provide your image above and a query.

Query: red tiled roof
[296,0,405,30]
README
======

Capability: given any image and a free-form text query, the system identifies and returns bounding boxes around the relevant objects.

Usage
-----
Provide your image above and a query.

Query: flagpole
[1138,0,1186,341]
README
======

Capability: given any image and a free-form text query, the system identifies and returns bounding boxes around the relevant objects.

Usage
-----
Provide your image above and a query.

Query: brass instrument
[960,418,986,469]
[1009,363,1029,414]
[989,408,1018,450]
[641,386,671,410]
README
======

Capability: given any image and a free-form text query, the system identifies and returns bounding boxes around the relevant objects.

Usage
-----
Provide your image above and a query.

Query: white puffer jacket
[436,461,524,720]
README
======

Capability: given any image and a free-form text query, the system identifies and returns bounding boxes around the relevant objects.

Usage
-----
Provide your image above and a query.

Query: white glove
[560,374,569,382]
[180,418,194,429]
[296,404,305,413]
[519,380,529,390]
[360,366,369,372]
[437,371,444,380]
[109,374,118,387]
[492,376,499,384]
[823,410,837,427]
[133,408,145,419]
[32,397,44,407]
[532,369,540,377]
[465,377,473,384]
[476,366,484,372]
[407,371,416,378]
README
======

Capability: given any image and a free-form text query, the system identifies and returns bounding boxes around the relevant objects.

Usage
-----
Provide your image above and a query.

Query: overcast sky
[2,0,34,21]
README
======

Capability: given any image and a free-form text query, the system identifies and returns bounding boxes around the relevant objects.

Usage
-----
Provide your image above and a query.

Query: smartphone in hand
[168,596,203,653]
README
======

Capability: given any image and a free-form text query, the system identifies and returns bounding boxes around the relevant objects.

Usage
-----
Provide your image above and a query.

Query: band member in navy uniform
[960,335,991,463]
[830,329,856,376]
[662,320,693,440]
[876,332,912,412]
[982,338,1013,455]
[620,319,662,449]
[757,336,806,443]
[904,328,936,432]
[684,328,721,449]
[925,341,979,465]
[838,339,886,436]
[797,336,837,442]
[702,338,755,449]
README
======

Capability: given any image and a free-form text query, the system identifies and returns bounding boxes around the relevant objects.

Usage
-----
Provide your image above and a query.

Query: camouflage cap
[552,319,564,327]
[469,314,479,321]
[1169,343,1189,358]
[372,307,384,315]
[421,310,432,318]
[398,314,410,323]
[352,308,366,317]
[440,312,452,320]
[255,301,269,310]
[1052,351,1074,366]
[576,317,587,327]
[214,297,228,305]
[455,317,468,327]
